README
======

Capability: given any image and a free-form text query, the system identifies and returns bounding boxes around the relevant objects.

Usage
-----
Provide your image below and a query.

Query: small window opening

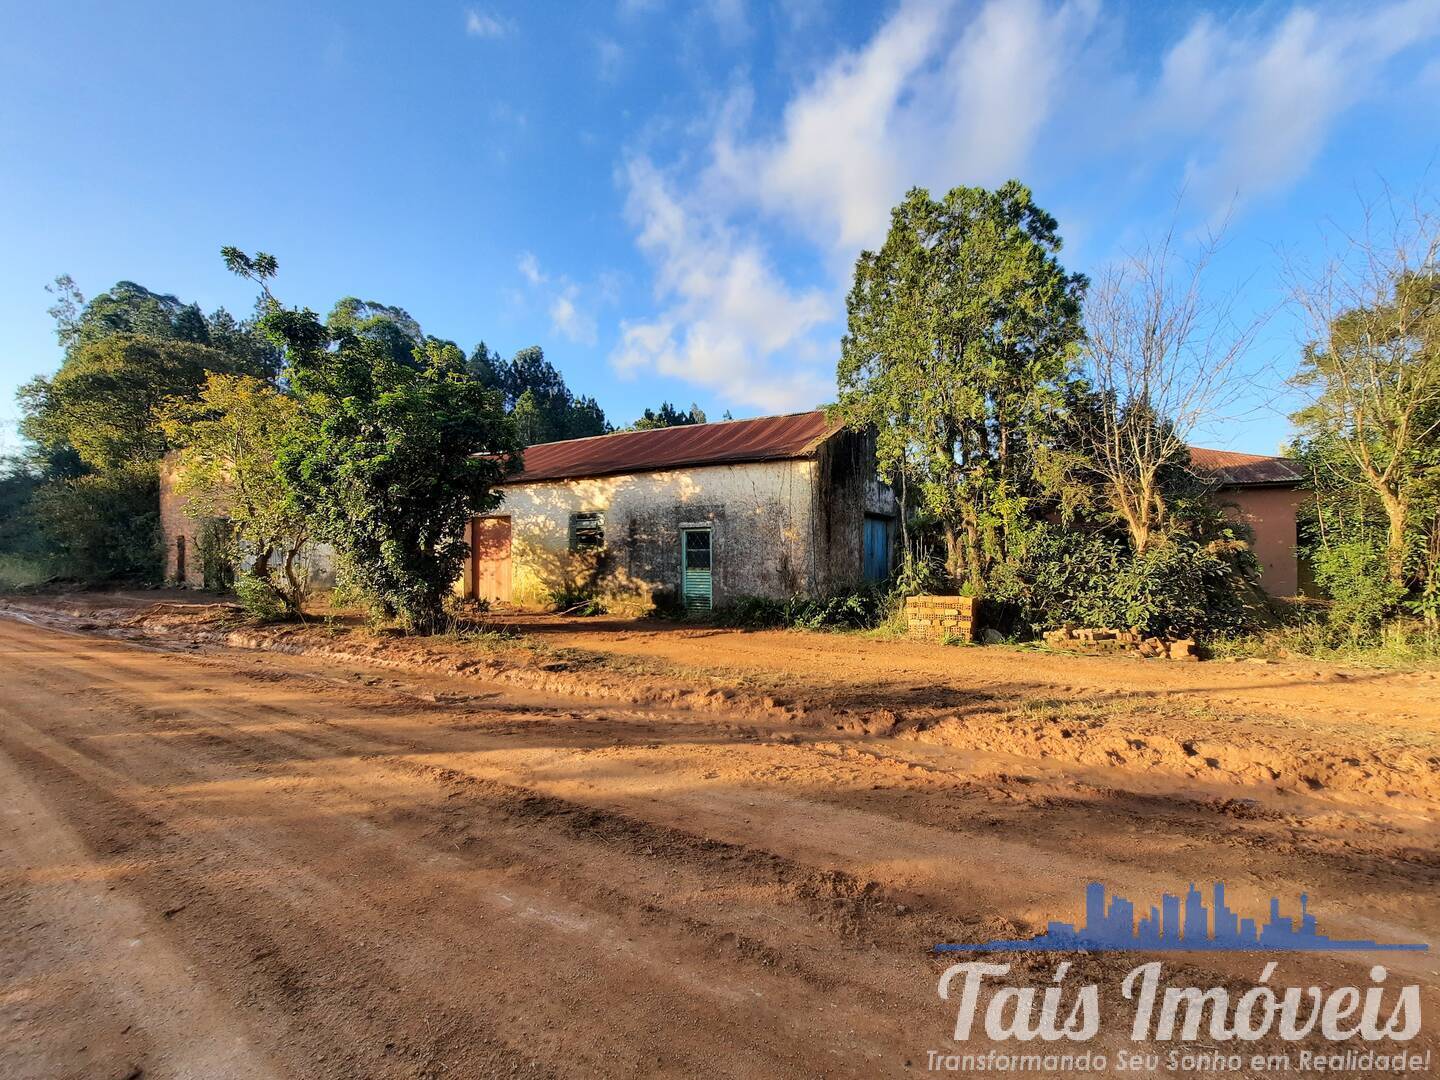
[570,512,604,552]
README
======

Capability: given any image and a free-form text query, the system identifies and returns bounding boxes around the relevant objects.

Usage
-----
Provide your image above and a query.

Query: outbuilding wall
[479,434,900,613]
[486,458,826,612]
[159,457,205,587]
[1218,485,1303,597]
[158,452,337,590]
[813,429,899,585]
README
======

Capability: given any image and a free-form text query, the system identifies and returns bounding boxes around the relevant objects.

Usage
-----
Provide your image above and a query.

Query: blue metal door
[862,515,892,582]
[681,527,713,610]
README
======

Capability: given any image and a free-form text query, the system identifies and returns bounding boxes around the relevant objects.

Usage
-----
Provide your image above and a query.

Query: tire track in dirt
[0,748,287,1080]
[0,625,946,1076]
[15,618,1437,964]
[0,628,967,999]
[9,596,1438,805]
[0,721,556,1080]
[4,618,1439,1077]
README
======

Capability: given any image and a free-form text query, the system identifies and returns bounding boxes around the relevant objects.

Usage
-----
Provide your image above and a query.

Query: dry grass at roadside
[1212,620,1440,668]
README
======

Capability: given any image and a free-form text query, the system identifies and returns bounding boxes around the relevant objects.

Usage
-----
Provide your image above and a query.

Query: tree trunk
[964,519,983,596]
[1115,496,1150,556]
[943,527,965,588]
[282,545,305,616]
[1132,516,1152,556]
[1382,491,1409,589]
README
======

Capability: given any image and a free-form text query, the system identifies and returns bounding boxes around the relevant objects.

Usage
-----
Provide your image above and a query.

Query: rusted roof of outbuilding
[503,410,840,484]
[500,411,1303,488]
[1189,447,1305,487]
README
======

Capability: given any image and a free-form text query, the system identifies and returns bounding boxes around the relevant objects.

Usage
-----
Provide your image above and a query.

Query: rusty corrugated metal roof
[501,416,1302,488]
[1189,447,1305,487]
[503,410,840,484]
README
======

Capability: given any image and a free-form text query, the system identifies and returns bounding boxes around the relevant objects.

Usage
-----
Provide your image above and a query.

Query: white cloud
[612,158,833,412]
[706,0,748,41]
[517,251,545,286]
[1143,1,1440,205]
[708,0,1099,254]
[550,289,598,347]
[517,253,600,346]
[703,0,1439,253]
[617,0,1440,410]
[464,8,510,38]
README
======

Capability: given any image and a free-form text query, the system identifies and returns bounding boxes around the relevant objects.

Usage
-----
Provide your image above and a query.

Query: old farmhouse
[161,410,1306,609]
[459,411,897,613]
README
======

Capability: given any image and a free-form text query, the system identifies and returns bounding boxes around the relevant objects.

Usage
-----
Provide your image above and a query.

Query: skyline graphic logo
[936,882,1429,953]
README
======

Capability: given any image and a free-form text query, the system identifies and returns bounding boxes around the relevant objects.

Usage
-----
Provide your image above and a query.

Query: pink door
[472,516,512,602]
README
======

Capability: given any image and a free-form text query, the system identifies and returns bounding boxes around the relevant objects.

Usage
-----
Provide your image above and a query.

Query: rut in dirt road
[2,617,1437,1079]
[0,621,959,1078]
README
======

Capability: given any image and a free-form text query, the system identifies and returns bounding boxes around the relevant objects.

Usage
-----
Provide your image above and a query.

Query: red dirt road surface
[2,597,1438,1078]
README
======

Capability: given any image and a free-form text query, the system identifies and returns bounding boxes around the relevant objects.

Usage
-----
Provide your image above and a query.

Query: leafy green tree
[30,463,160,582]
[466,341,506,387]
[468,342,608,444]
[327,297,425,367]
[44,274,279,376]
[837,181,1086,590]
[630,402,707,430]
[15,272,280,583]
[52,278,201,350]
[253,295,521,632]
[205,303,284,380]
[160,374,312,615]
[1292,265,1440,593]
[19,335,240,470]
[22,273,281,474]
[0,456,45,557]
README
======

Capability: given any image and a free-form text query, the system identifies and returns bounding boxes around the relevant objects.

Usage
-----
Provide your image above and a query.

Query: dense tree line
[7,279,281,581]
[837,182,1254,638]
[629,402,708,430]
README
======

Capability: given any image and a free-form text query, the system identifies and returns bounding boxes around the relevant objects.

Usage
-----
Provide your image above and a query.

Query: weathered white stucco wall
[482,459,825,612]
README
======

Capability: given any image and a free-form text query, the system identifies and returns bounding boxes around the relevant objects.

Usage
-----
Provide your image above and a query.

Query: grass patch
[448,626,526,650]
[1211,620,1440,669]
[0,554,57,591]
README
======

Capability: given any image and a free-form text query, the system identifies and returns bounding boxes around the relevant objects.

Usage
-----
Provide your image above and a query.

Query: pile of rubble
[1040,625,1200,661]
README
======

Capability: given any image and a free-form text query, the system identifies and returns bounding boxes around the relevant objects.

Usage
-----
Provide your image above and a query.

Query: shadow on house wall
[474,459,866,613]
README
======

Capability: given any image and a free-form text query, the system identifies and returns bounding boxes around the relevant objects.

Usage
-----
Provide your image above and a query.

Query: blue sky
[3,0,1439,455]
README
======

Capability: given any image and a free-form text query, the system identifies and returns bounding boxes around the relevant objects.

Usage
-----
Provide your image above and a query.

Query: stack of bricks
[1042,626,1200,661]
[904,595,978,642]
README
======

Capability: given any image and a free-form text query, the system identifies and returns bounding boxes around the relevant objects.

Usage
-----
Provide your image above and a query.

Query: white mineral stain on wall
[480,459,823,612]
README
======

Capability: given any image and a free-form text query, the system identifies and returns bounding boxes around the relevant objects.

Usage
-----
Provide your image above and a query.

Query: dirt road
[2,613,1438,1078]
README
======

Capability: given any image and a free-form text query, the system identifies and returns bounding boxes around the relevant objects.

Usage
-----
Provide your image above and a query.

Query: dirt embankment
[4,593,1438,807]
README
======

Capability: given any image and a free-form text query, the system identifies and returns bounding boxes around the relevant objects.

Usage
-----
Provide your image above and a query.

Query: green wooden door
[681,527,712,611]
